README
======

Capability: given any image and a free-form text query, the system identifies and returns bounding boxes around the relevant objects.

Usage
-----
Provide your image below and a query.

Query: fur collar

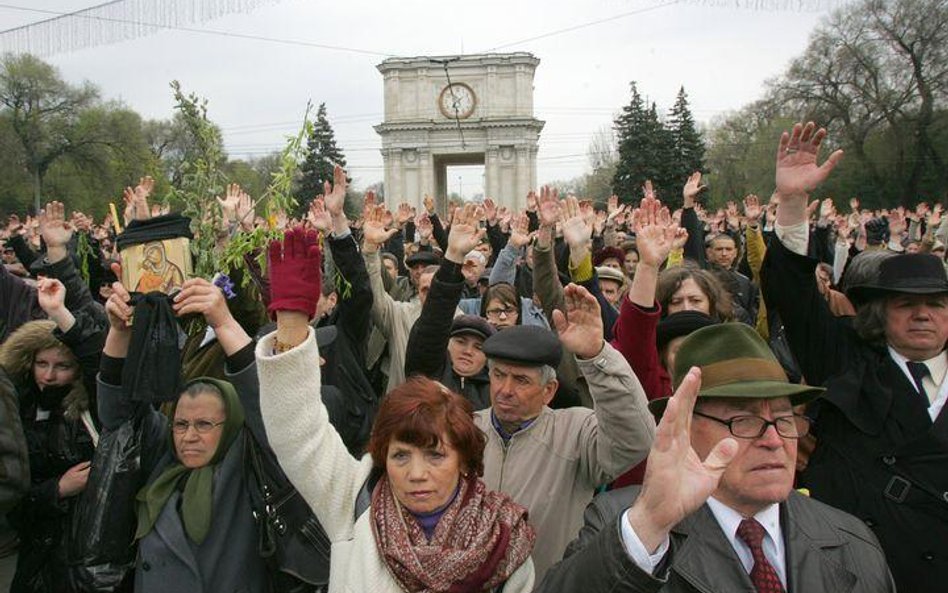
[0,319,89,420]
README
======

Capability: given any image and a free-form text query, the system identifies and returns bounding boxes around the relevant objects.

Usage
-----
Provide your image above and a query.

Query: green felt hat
[648,323,823,416]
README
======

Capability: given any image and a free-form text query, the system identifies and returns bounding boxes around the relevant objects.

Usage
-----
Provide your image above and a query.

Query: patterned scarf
[371,474,535,593]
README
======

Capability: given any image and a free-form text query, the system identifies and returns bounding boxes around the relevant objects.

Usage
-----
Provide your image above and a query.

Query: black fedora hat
[847,253,948,304]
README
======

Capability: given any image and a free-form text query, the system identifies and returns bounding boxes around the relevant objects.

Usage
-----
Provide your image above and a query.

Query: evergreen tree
[294,103,347,214]
[645,101,678,204]
[613,82,678,204]
[612,82,649,202]
[667,86,705,192]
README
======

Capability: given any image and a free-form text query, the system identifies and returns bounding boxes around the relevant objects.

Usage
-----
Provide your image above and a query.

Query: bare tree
[773,0,948,203]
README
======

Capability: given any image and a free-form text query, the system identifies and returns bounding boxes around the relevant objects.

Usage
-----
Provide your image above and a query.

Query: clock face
[439,83,476,119]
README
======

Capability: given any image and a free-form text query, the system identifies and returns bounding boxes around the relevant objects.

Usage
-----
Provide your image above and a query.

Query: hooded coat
[0,315,104,593]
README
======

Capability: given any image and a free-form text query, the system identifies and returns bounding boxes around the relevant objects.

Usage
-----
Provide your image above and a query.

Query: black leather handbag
[244,432,331,593]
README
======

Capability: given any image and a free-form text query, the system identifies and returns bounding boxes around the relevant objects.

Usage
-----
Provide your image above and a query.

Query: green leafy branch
[221,102,314,279]
[165,80,228,280]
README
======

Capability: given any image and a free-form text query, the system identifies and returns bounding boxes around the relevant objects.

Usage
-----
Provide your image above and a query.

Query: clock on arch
[439,83,476,119]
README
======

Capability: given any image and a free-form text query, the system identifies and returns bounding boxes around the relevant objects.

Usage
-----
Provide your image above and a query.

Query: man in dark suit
[536,322,895,593]
[760,122,948,593]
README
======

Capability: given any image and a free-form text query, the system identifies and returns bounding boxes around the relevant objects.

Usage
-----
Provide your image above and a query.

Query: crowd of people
[0,120,944,592]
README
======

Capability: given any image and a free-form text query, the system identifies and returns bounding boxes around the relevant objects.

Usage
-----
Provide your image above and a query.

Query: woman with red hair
[256,227,535,593]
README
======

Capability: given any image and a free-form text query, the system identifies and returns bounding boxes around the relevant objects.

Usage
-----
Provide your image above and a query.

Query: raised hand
[445,203,486,263]
[71,211,92,234]
[725,201,740,230]
[507,211,532,249]
[743,194,762,224]
[930,204,943,228]
[525,190,539,213]
[775,122,844,198]
[671,227,689,251]
[236,188,255,231]
[834,215,853,244]
[626,368,739,552]
[415,212,434,242]
[634,195,680,267]
[819,197,836,223]
[381,208,395,229]
[594,209,607,236]
[806,199,820,221]
[267,226,322,321]
[307,197,332,233]
[123,176,154,223]
[497,206,512,230]
[561,195,592,249]
[105,266,133,332]
[217,183,241,222]
[360,189,377,223]
[395,202,413,227]
[482,197,498,224]
[552,283,604,359]
[537,186,561,228]
[272,209,289,231]
[888,208,907,238]
[682,172,707,208]
[607,194,620,215]
[362,205,399,250]
[38,201,73,261]
[36,277,67,315]
[173,277,238,330]
[320,164,347,217]
[423,194,436,215]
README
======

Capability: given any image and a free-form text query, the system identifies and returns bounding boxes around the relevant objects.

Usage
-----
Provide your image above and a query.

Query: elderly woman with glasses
[256,228,537,593]
[97,272,329,593]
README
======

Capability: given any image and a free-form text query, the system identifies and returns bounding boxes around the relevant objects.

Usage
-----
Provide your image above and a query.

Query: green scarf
[134,377,245,545]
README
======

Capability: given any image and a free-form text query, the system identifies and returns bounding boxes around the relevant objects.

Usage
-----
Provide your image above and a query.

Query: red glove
[267,226,322,320]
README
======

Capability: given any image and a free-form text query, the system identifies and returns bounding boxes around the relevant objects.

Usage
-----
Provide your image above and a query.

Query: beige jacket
[473,342,654,579]
[256,329,534,593]
[364,250,422,393]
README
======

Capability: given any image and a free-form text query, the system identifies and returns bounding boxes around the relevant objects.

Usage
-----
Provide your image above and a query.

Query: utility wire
[483,0,683,51]
[0,2,393,57]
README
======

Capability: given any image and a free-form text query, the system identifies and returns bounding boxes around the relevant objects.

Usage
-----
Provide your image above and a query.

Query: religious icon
[116,214,193,295]
[121,238,191,295]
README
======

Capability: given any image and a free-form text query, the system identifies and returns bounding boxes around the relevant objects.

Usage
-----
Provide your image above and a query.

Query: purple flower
[212,273,236,300]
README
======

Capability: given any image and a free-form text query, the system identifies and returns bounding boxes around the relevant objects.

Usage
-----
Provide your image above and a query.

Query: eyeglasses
[692,411,810,439]
[172,419,225,434]
[485,306,517,318]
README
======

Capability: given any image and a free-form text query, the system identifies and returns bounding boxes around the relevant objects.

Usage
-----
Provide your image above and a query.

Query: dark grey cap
[451,315,495,341]
[482,325,562,368]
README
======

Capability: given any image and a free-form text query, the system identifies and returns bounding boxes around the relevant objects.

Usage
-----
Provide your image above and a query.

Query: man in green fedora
[536,323,895,592]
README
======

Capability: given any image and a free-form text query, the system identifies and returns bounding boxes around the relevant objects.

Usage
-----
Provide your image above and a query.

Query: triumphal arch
[374,53,544,212]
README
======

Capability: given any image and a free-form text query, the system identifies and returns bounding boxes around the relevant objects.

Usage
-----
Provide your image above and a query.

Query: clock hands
[435,57,467,149]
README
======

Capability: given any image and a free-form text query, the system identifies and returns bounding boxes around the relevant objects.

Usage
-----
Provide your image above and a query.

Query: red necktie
[736,518,786,593]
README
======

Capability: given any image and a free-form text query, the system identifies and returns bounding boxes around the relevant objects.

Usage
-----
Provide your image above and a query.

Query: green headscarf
[134,377,245,545]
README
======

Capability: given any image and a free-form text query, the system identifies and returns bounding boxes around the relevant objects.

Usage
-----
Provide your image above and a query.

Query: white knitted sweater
[256,328,534,593]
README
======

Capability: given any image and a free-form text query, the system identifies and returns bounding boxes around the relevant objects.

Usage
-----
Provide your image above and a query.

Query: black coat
[761,236,948,593]
[318,233,379,455]
[4,317,104,593]
[1,252,106,593]
[404,260,491,410]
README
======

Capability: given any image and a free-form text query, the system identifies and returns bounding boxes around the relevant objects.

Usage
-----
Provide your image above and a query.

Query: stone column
[419,149,435,211]
[390,148,403,202]
[484,146,500,200]
[515,145,531,211]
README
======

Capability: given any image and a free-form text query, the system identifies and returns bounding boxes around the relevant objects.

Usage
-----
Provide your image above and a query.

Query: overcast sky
[1,0,842,198]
